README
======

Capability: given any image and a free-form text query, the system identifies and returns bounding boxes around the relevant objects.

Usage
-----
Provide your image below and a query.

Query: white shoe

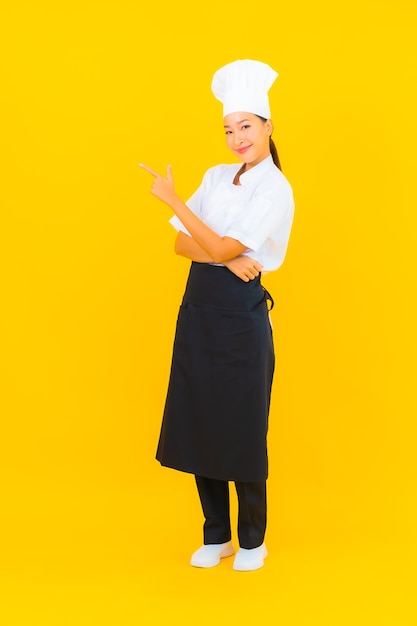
[233,543,268,571]
[190,541,235,568]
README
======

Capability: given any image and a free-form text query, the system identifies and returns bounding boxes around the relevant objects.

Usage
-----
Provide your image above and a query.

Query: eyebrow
[224,119,251,127]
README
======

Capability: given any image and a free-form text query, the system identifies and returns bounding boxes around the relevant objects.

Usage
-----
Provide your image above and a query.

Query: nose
[233,131,243,146]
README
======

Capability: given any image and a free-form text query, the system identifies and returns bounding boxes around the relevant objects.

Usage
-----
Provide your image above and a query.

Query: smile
[236,145,252,154]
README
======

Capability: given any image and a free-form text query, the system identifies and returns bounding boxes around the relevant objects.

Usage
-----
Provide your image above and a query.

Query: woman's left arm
[175,232,263,282]
[140,164,247,263]
[174,232,214,262]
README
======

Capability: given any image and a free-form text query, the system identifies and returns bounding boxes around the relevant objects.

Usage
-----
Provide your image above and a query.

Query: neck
[233,162,246,186]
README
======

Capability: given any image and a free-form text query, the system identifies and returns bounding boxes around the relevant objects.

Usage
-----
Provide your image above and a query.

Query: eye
[242,125,250,130]
[225,130,232,135]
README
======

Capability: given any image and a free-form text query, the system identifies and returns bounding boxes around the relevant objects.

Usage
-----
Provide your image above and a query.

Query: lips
[237,145,252,154]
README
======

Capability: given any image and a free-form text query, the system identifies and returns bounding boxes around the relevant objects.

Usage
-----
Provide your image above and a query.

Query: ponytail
[256,115,282,171]
[269,137,281,171]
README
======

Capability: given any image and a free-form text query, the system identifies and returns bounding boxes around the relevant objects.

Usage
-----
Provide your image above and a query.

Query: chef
[140,59,294,571]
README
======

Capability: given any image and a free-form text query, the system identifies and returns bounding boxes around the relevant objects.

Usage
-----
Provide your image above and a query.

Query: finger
[139,163,160,178]
[166,164,173,183]
[248,266,259,277]
[243,258,263,272]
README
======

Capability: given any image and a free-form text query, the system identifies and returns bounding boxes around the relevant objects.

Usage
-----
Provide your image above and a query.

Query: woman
[140,59,294,571]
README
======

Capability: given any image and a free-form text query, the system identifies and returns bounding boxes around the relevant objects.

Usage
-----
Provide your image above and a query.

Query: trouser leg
[194,475,232,544]
[235,480,267,549]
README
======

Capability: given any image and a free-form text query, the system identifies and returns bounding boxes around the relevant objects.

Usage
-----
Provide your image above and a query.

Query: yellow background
[1,1,416,624]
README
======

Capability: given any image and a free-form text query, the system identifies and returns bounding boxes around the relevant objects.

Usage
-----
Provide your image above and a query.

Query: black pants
[195,475,267,549]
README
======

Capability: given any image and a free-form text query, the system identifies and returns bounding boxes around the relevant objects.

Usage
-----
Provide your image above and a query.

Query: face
[224,111,272,170]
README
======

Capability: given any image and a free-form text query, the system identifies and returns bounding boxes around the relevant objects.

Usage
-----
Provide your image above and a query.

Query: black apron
[156,262,275,482]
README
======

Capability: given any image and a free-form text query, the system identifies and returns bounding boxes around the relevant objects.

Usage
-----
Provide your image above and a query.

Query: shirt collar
[237,154,275,186]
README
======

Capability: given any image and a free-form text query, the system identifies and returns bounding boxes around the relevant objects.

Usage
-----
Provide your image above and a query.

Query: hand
[139,163,178,207]
[224,255,263,282]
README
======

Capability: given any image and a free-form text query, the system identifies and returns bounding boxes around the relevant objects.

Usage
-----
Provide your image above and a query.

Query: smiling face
[224,111,272,170]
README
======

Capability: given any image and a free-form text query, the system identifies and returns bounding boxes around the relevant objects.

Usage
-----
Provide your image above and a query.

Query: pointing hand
[139,163,177,207]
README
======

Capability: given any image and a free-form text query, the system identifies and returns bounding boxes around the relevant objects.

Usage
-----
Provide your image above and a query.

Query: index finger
[139,163,160,178]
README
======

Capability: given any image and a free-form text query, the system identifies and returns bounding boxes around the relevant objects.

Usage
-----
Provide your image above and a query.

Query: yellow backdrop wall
[1,1,416,624]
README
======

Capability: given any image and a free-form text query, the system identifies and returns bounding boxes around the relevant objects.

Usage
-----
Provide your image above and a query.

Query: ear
[265,119,273,135]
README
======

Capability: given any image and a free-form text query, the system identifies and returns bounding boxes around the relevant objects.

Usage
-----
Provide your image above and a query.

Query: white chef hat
[211,59,278,119]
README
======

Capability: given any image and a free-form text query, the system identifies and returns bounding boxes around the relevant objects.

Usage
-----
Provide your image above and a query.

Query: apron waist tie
[262,287,274,311]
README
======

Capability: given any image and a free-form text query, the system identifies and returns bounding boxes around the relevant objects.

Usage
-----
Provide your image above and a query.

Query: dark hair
[257,116,282,171]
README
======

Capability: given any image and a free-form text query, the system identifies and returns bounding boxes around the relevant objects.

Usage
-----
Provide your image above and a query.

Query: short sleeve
[224,185,294,251]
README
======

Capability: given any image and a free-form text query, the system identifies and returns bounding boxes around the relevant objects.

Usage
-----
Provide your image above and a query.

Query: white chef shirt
[169,154,294,272]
